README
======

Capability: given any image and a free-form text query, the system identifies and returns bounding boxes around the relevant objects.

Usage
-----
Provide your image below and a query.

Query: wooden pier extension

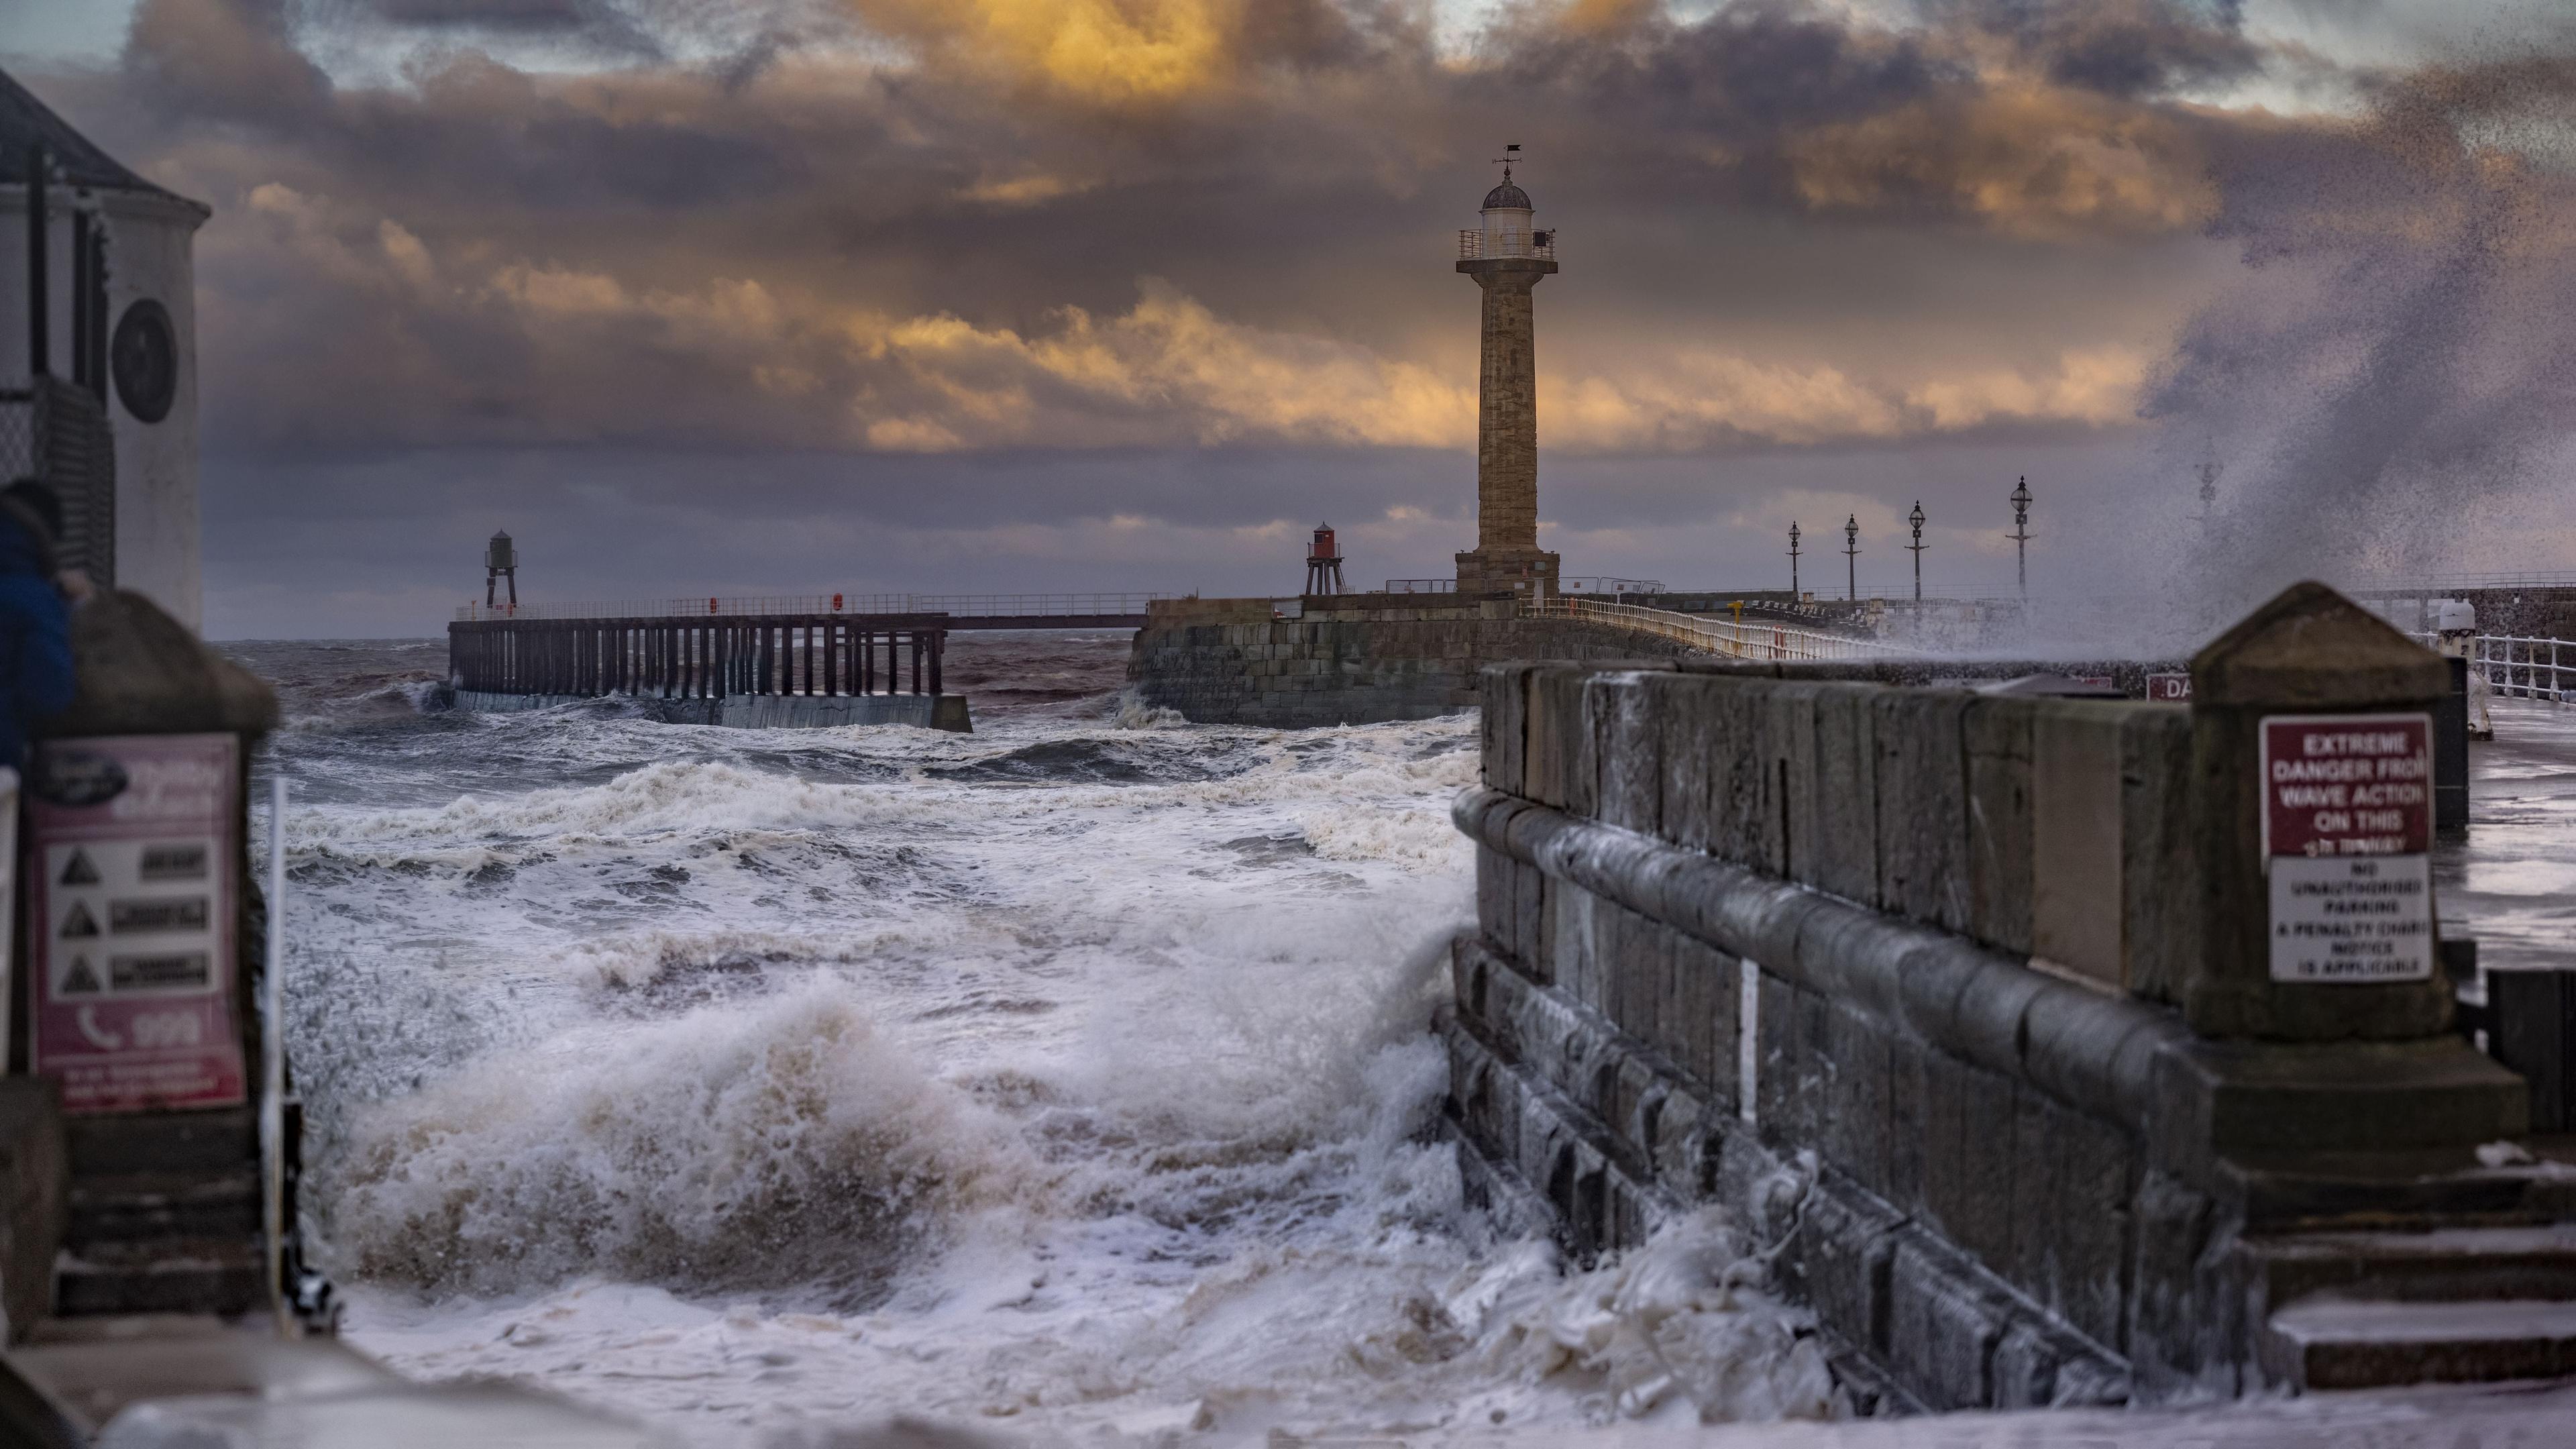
[447,610,968,730]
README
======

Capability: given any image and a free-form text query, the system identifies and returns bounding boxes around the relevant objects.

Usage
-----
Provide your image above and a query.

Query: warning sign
[25,735,244,1113]
[2260,713,2434,984]
[2145,672,2192,703]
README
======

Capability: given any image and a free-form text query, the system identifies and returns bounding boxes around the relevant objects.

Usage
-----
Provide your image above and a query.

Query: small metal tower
[1843,515,1860,602]
[484,531,519,612]
[1906,501,1927,602]
[2008,476,2033,601]
[1305,522,1346,596]
[1787,521,1801,597]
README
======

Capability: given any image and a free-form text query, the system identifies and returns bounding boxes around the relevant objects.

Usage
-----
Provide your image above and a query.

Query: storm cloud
[10,0,2575,634]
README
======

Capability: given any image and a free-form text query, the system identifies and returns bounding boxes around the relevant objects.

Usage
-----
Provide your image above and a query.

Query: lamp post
[1906,500,1928,602]
[1843,514,1860,602]
[2008,476,2033,602]
[1787,521,1802,598]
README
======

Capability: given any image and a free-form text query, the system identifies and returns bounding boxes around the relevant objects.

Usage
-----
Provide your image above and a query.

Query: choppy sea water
[232,633,1835,1446]
[229,637,2576,1448]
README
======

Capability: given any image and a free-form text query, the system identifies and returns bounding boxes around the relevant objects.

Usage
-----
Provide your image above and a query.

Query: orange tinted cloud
[847,0,1244,105]
[1786,83,2220,238]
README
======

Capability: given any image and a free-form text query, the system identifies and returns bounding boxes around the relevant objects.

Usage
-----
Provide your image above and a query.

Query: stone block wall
[1126,598,1696,727]
[1447,653,2540,1411]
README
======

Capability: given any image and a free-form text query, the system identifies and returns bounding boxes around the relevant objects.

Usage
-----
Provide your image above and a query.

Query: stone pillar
[1456,256,1560,598]
[2186,581,2459,1040]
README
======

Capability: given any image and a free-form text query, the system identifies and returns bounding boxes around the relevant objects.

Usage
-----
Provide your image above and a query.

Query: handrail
[1457,230,1558,262]
[2404,630,2575,705]
[455,592,1176,623]
[1526,595,1901,661]
[2474,633,2574,704]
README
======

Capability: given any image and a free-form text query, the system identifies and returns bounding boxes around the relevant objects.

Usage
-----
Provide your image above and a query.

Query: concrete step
[63,1172,259,1248]
[64,1109,256,1179]
[2231,1146,2576,1228]
[2252,1225,2576,1390]
[2251,1224,2576,1306]
[2265,1297,2576,1390]
[54,1236,265,1320]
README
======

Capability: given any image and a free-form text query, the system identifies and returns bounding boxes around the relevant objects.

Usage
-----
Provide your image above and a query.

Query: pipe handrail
[2473,633,2574,705]
[2404,629,2575,705]
[1525,595,1904,661]
[454,592,1177,623]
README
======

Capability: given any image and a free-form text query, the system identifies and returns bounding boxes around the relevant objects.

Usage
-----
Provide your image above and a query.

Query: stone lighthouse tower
[1454,155,1560,599]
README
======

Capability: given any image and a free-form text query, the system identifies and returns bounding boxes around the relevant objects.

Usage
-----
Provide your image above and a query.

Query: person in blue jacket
[0,480,77,767]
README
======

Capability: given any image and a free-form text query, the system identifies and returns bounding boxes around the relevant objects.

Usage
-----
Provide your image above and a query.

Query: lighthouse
[1453,152,1560,600]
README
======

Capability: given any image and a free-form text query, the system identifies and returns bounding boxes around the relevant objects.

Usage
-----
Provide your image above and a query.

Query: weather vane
[1494,143,1522,182]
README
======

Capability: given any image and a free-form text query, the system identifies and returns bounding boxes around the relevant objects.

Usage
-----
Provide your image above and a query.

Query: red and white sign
[25,734,244,1113]
[2259,713,2434,984]
[2145,672,2192,702]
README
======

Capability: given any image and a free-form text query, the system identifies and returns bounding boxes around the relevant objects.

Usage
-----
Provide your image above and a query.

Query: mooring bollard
[2186,582,2458,1040]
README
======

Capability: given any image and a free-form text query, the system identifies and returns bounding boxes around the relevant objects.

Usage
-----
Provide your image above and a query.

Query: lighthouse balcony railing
[1456,230,1557,261]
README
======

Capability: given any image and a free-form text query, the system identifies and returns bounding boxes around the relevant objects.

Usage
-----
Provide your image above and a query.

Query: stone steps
[2253,1226,2576,1389]
[2266,1298,2576,1390]
[64,1171,259,1248]
[54,1235,264,1319]
[56,1108,266,1320]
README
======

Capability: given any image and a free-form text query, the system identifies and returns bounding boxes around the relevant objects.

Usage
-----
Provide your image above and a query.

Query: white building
[0,67,207,629]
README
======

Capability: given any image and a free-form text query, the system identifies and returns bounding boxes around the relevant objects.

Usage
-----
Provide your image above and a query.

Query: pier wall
[447,689,970,732]
[1443,594,2557,1411]
[1126,596,1695,727]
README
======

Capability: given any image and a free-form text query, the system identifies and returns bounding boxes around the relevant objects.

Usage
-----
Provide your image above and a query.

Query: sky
[7,0,2576,639]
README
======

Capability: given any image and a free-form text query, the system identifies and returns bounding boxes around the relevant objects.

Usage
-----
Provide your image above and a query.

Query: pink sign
[2258,713,2435,984]
[26,734,244,1114]
[2260,714,2432,859]
[2145,672,2192,702]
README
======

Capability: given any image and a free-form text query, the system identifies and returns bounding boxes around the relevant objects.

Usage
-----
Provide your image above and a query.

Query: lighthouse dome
[1482,180,1533,211]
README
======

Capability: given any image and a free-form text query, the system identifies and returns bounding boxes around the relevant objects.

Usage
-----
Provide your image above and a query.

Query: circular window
[111,299,178,424]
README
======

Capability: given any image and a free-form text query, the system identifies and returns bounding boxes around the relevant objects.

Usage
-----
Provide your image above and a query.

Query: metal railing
[2400,630,2575,704]
[2475,634,2575,703]
[1383,576,1663,596]
[1457,230,1558,262]
[1557,577,1665,596]
[455,591,1176,623]
[1527,596,1897,661]
[2357,574,2576,594]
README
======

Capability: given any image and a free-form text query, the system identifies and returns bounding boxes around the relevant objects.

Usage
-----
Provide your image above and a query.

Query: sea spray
[331,981,1037,1298]
[2138,48,2576,633]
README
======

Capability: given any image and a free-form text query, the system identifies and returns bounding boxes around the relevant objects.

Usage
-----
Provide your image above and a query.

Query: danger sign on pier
[2259,713,2434,984]
[25,734,245,1112]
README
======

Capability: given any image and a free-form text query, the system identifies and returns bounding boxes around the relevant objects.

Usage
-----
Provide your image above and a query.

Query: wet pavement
[2437,698,2576,973]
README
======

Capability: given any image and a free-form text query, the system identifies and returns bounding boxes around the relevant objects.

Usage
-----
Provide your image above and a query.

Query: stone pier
[1128,594,1697,727]
[1443,583,2576,1409]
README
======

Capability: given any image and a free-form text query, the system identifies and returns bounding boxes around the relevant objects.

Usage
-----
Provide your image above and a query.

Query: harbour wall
[446,689,971,732]
[1441,589,2564,1411]
[1126,596,1698,727]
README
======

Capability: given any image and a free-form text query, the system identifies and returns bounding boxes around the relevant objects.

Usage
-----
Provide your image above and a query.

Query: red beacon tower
[1305,523,1346,596]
